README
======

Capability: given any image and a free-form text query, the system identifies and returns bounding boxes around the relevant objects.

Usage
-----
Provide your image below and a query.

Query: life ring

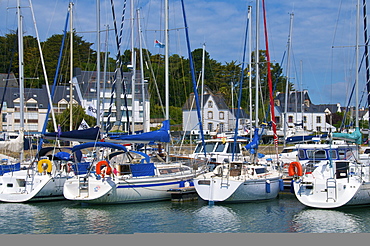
[288,161,303,176]
[37,159,52,173]
[96,160,112,177]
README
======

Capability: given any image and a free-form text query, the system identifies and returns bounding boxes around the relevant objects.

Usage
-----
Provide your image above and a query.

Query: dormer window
[208,101,213,108]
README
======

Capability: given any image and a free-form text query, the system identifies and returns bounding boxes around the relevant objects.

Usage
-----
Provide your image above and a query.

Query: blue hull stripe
[117,180,188,189]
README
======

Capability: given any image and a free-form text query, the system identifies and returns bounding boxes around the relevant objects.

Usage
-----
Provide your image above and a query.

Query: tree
[47,104,96,132]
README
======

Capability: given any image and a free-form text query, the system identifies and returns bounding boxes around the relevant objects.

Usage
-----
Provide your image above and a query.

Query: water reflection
[193,205,241,233]
[291,208,365,233]
[1,195,370,233]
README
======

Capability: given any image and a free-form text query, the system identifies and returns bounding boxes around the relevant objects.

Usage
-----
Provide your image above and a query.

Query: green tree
[47,104,96,132]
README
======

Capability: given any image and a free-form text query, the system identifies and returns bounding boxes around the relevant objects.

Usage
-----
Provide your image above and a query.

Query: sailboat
[193,2,283,204]
[0,2,85,203]
[62,0,206,204]
[291,0,370,208]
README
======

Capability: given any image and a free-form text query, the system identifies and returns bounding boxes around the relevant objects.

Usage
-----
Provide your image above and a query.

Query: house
[0,85,80,134]
[274,90,337,133]
[0,68,150,135]
[182,86,249,136]
[74,68,150,133]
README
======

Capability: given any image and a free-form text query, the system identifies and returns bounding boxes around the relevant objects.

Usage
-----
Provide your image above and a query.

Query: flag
[86,103,98,118]
[78,119,90,130]
[154,39,165,48]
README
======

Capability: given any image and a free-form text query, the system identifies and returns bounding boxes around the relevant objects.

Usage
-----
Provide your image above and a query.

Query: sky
[0,0,366,108]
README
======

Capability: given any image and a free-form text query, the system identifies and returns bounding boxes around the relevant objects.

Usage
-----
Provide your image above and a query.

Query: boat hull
[0,170,68,202]
[63,174,196,204]
[193,176,281,203]
[293,178,370,209]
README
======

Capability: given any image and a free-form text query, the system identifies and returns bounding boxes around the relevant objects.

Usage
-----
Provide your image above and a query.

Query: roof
[275,90,341,114]
[182,85,229,111]
[0,84,81,109]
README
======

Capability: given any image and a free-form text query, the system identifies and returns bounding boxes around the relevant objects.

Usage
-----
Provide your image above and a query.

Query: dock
[167,186,199,202]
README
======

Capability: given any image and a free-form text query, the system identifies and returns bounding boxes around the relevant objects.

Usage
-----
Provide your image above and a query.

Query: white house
[182,86,249,136]
[274,90,337,133]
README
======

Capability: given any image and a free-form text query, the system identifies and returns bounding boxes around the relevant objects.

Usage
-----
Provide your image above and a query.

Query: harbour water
[1,192,370,234]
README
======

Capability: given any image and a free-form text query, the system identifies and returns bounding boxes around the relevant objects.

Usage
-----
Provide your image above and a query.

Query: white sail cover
[0,131,23,152]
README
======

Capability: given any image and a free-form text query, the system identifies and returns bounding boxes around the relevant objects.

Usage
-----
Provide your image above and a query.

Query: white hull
[63,173,196,204]
[293,176,370,209]
[0,170,68,202]
[193,163,282,203]
[194,177,281,202]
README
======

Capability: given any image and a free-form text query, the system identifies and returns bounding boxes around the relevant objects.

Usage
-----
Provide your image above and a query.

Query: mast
[137,8,148,132]
[180,0,207,158]
[255,0,260,127]
[356,0,360,131]
[283,13,294,147]
[131,0,136,134]
[102,24,109,131]
[17,0,24,162]
[164,0,170,161]
[262,0,279,156]
[248,5,253,140]
[363,0,370,146]
[201,43,206,137]
[232,4,250,161]
[69,2,73,131]
[96,0,101,127]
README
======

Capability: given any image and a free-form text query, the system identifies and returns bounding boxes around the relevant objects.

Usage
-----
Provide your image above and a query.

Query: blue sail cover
[130,163,156,177]
[108,120,170,144]
[71,141,128,153]
[43,127,101,142]
[245,128,260,153]
[332,127,362,145]
[286,134,328,144]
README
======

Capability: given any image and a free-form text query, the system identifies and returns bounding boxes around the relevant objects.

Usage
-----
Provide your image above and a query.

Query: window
[275,116,280,124]
[219,123,224,132]
[316,116,321,123]
[307,150,326,159]
[288,116,293,123]
[303,116,307,123]
[208,111,213,119]
[208,101,213,108]
[208,123,213,131]
[316,126,321,132]
[219,112,224,119]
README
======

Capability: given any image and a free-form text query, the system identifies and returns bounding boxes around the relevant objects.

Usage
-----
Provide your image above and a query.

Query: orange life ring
[96,160,112,176]
[288,161,303,176]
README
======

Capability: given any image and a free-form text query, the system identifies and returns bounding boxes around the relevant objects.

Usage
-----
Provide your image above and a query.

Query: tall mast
[262,0,278,156]
[201,43,205,138]
[165,0,169,160]
[283,12,294,147]
[17,0,24,162]
[96,0,101,127]
[356,0,360,130]
[137,8,148,132]
[131,0,136,134]
[248,5,253,140]
[102,24,109,131]
[362,0,370,146]
[69,2,73,131]
[255,0,260,127]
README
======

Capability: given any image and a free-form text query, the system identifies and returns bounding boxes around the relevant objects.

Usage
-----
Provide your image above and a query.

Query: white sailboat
[63,141,203,204]
[0,1,79,203]
[193,3,283,204]
[62,0,206,204]
[291,0,370,209]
